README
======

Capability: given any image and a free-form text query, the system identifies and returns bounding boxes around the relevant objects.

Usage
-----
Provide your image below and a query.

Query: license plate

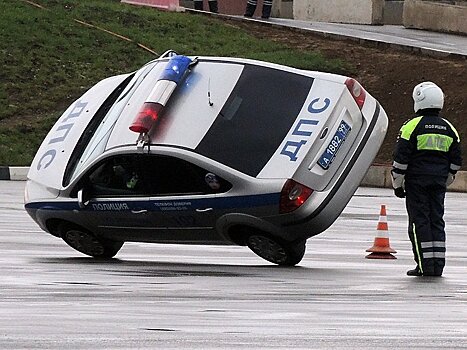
[318,121,351,170]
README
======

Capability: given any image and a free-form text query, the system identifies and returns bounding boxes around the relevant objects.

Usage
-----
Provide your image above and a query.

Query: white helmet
[412,81,444,113]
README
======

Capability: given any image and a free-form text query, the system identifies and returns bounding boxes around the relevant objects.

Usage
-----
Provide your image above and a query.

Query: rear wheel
[247,234,305,266]
[60,224,123,258]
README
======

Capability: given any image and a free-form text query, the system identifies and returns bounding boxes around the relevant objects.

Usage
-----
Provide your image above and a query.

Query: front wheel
[247,234,306,266]
[60,224,123,258]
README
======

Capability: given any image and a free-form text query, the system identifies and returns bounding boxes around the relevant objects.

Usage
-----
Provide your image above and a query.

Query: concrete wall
[383,0,404,24]
[273,0,294,19]
[293,0,385,24]
[403,0,467,34]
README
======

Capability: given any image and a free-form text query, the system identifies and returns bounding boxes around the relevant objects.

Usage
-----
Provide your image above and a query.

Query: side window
[85,155,147,197]
[142,155,232,196]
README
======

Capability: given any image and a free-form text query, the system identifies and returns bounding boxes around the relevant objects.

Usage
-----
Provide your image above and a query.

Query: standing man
[392,82,462,277]
[244,0,273,19]
[193,0,218,13]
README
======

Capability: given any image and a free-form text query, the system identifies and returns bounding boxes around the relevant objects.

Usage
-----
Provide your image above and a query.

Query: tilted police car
[25,51,388,266]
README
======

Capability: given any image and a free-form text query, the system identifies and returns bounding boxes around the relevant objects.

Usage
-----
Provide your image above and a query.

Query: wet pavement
[2,181,467,349]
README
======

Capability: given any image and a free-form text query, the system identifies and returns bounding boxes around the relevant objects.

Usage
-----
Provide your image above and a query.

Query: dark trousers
[405,176,447,276]
[244,0,273,18]
[194,0,218,13]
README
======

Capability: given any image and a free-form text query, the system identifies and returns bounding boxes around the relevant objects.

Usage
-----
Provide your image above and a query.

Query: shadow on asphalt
[32,256,347,278]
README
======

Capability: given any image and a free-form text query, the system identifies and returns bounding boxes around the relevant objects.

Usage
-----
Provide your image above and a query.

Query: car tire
[247,234,305,266]
[60,224,123,258]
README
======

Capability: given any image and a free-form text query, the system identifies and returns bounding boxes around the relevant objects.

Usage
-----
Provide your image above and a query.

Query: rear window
[195,64,313,176]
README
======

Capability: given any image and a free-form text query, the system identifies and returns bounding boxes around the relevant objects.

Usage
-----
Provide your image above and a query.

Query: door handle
[196,208,213,213]
[131,209,148,214]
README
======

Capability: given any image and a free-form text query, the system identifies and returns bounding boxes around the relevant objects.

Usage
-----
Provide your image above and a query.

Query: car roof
[105,57,346,177]
[107,57,345,150]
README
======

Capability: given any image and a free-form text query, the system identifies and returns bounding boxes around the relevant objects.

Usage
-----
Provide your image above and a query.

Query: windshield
[63,62,159,186]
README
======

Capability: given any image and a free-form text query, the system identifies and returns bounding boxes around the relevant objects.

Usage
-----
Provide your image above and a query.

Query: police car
[24,50,388,266]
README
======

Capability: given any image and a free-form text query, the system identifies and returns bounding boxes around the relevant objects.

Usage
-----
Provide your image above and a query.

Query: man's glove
[391,170,405,198]
[446,173,455,187]
[391,170,405,189]
[394,187,406,198]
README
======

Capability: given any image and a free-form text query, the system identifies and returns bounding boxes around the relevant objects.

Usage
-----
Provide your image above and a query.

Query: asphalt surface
[2,180,467,349]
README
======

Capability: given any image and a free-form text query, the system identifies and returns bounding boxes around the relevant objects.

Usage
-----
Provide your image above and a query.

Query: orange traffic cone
[365,204,397,259]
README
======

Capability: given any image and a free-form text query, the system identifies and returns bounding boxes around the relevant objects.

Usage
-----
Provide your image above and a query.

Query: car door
[76,154,170,242]
[141,154,233,244]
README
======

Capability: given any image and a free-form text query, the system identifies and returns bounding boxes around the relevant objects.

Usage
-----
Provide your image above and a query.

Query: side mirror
[77,188,90,209]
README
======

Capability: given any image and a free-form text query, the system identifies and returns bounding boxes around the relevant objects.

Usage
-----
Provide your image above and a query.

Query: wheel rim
[248,235,288,264]
[64,230,105,257]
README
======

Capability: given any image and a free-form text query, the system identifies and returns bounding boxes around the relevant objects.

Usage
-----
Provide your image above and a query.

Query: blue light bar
[160,55,192,84]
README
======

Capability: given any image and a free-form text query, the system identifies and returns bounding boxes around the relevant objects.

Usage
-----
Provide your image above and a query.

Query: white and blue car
[25,51,388,265]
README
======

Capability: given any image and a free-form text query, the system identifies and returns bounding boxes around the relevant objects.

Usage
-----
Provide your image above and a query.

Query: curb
[360,165,467,193]
[2,165,466,192]
[0,166,29,181]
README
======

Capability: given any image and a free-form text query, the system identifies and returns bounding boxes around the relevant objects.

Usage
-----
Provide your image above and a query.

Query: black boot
[208,0,218,13]
[261,4,272,19]
[194,0,203,10]
[406,267,423,276]
[433,258,444,277]
[244,3,256,17]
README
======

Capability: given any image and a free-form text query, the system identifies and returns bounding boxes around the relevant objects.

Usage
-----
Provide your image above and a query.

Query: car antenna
[208,78,213,106]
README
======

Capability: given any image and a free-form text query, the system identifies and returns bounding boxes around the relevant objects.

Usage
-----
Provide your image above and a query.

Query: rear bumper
[281,101,388,239]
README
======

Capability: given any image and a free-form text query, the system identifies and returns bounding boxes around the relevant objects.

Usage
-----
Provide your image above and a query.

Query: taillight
[129,102,163,133]
[280,179,313,214]
[345,78,366,109]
